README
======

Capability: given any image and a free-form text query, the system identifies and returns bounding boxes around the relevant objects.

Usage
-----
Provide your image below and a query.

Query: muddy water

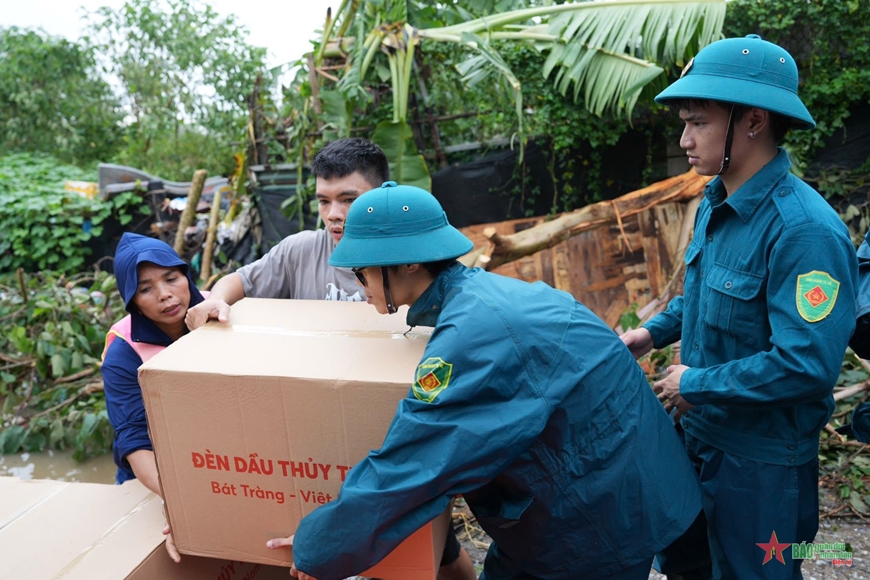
[0,450,116,483]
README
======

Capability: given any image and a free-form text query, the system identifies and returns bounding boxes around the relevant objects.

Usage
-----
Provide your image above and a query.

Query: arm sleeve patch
[413,357,453,403]
[796,271,840,322]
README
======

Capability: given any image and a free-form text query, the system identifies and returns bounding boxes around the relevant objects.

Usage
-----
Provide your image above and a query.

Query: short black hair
[388,259,458,277]
[421,259,458,277]
[311,138,390,189]
[667,99,792,145]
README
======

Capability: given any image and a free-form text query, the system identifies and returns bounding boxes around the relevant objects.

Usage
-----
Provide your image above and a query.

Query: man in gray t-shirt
[236,228,364,302]
[186,138,385,328]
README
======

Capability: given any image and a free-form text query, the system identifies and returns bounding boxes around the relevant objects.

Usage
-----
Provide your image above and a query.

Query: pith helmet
[329,181,473,268]
[655,34,815,130]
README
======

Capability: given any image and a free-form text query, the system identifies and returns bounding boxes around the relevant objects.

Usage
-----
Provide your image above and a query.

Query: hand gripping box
[0,476,287,580]
[138,299,449,579]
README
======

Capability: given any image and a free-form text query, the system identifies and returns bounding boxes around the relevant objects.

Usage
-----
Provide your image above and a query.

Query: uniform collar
[705,148,792,221]
[407,262,463,328]
[130,311,178,347]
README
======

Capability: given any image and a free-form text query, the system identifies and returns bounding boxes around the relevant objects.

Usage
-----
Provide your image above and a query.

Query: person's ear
[747,108,768,139]
[403,264,422,275]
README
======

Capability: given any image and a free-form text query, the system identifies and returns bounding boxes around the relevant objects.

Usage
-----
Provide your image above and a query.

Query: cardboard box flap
[0,479,155,579]
[224,298,417,332]
[0,477,290,580]
[140,299,429,382]
[0,477,67,531]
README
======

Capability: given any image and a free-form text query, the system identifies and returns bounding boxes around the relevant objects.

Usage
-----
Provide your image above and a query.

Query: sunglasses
[351,267,367,287]
[351,266,397,314]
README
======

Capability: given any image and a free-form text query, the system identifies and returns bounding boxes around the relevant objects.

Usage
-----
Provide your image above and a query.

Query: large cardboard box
[139,298,448,579]
[0,476,287,580]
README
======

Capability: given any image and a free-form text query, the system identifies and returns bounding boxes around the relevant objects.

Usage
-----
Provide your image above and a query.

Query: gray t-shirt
[236,229,364,301]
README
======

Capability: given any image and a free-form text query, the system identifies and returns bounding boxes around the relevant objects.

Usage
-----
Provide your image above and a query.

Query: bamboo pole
[174,169,208,256]
[199,188,223,285]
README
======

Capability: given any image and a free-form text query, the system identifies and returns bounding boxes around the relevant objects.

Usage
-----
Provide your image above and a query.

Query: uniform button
[788,457,796,463]
[707,234,713,242]
[432,305,438,311]
[700,269,705,277]
[779,189,788,197]
[724,281,733,289]
[788,444,796,450]
[693,343,700,350]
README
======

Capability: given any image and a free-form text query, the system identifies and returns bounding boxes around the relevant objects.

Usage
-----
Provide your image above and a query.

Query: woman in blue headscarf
[102,233,205,493]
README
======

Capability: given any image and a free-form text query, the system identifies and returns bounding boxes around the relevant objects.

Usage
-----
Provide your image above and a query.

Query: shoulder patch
[413,357,453,403]
[796,271,840,322]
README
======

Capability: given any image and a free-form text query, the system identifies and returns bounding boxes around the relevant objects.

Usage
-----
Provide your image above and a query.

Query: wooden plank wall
[459,200,691,329]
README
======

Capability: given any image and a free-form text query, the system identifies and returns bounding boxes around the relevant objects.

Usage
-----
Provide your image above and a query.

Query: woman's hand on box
[185,297,230,330]
[267,535,317,580]
[163,523,181,563]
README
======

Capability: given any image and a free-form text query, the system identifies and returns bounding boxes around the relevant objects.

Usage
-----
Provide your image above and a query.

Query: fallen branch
[824,423,846,443]
[0,360,32,372]
[820,504,850,519]
[27,381,104,422]
[836,444,869,476]
[834,380,870,402]
[0,305,27,323]
[451,511,490,551]
[466,171,710,271]
[53,367,96,385]
[820,437,868,449]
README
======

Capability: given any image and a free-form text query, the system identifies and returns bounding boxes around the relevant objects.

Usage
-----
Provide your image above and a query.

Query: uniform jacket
[293,264,702,580]
[101,233,204,484]
[644,149,857,466]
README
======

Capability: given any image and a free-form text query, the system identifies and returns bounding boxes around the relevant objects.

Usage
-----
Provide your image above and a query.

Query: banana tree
[309,0,726,190]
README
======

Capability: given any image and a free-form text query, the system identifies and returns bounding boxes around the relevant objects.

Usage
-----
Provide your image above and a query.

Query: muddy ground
[452,490,870,579]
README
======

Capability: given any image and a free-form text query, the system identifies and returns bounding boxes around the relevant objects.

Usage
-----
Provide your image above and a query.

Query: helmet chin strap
[718,104,736,176]
[381,266,398,314]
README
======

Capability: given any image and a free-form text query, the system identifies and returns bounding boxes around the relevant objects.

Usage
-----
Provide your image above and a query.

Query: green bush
[0,269,125,459]
[0,153,150,273]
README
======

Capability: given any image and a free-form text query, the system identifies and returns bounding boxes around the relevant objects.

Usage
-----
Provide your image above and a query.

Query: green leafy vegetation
[0,27,124,166]
[86,0,268,179]
[0,269,124,460]
[0,153,150,273]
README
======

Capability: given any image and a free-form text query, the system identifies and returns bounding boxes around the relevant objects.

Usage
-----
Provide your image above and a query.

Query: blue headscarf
[113,233,205,344]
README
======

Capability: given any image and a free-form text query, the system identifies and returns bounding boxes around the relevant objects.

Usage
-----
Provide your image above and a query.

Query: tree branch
[464,171,710,271]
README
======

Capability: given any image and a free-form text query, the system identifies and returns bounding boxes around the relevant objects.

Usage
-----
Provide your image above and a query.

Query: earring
[749,131,756,139]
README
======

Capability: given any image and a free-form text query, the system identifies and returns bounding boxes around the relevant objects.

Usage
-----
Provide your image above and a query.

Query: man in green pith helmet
[621,35,858,579]
[266,181,703,580]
